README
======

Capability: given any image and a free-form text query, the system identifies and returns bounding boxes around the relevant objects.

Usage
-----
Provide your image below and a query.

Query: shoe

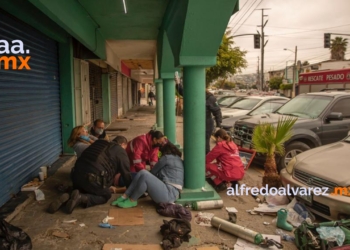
[111,196,126,206]
[65,190,88,214]
[117,198,137,208]
[276,208,293,231]
[47,193,70,214]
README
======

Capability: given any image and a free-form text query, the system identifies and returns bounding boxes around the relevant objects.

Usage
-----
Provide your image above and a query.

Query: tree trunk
[262,155,282,189]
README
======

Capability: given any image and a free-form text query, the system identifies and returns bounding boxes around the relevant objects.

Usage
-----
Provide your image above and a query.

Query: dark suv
[232,91,350,171]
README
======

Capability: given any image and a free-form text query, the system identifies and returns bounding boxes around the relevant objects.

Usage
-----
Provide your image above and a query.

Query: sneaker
[111,196,126,206]
[117,198,137,208]
[65,190,88,214]
[47,193,70,214]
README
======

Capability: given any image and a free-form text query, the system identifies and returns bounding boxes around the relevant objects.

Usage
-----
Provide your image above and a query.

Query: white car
[221,96,290,119]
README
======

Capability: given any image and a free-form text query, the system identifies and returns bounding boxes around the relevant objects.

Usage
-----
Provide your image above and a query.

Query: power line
[230,0,258,34]
[233,0,263,35]
[269,24,350,36]
[228,0,250,26]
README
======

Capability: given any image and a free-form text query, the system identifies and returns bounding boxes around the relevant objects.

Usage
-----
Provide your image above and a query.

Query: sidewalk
[5,106,297,250]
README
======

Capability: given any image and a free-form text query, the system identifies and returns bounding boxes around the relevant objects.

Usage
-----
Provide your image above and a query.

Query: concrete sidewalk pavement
[5,105,297,250]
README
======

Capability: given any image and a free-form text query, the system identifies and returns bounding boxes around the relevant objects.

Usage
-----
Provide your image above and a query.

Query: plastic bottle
[275,229,295,242]
[192,200,224,210]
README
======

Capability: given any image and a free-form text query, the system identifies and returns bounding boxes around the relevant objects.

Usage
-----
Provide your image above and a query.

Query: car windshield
[275,95,332,118]
[229,98,261,110]
[248,102,285,116]
[218,96,239,106]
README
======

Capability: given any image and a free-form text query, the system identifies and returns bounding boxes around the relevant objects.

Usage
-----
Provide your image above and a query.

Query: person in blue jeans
[111,142,184,208]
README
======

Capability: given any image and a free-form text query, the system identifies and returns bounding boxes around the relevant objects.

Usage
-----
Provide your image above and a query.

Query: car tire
[277,141,310,172]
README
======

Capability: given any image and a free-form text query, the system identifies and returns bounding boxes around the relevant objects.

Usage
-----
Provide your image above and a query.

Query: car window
[249,101,285,116]
[275,95,332,119]
[229,98,261,110]
[218,96,238,106]
[330,98,350,118]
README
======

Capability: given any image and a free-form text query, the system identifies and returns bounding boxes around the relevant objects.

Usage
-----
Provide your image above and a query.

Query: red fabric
[126,133,159,172]
[205,141,245,184]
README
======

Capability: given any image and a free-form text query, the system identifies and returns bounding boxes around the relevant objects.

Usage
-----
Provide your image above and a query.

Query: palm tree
[252,117,297,188]
[330,37,348,60]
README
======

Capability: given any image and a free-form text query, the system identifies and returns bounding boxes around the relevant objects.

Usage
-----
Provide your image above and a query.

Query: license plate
[233,138,241,146]
[296,193,313,205]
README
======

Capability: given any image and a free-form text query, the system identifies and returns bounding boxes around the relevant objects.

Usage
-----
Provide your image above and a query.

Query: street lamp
[283,46,298,97]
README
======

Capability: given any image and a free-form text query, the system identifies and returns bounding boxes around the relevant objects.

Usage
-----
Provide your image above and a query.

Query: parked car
[221,99,289,133]
[214,90,236,99]
[217,95,244,108]
[232,91,350,171]
[280,134,350,220]
[221,96,289,119]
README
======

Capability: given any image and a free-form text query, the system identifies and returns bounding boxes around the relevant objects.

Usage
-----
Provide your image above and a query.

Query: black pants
[71,169,111,208]
[206,119,214,155]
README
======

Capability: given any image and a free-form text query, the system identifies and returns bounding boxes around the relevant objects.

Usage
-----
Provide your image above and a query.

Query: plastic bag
[265,194,289,206]
[34,189,45,201]
[0,219,32,249]
[316,226,345,246]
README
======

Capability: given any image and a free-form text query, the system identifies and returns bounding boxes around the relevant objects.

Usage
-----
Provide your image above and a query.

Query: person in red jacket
[126,130,167,172]
[206,129,245,191]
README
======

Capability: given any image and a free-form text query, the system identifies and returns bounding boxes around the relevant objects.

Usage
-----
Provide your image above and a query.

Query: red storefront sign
[299,69,350,84]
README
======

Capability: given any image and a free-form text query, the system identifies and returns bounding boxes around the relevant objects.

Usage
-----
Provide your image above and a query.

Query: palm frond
[252,116,297,157]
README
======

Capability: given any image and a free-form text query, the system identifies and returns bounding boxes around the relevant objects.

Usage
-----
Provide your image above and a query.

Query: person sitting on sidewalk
[47,136,132,214]
[205,129,245,192]
[90,119,109,141]
[68,125,98,158]
[111,142,184,208]
[126,130,167,172]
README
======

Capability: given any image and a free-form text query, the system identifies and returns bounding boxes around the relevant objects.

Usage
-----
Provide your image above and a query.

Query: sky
[227,0,350,75]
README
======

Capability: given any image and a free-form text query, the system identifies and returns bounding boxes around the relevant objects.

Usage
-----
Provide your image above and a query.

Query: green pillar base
[175,181,221,205]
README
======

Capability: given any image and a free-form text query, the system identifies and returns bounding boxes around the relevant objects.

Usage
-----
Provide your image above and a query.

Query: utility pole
[257,56,260,89]
[292,46,298,97]
[257,8,270,91]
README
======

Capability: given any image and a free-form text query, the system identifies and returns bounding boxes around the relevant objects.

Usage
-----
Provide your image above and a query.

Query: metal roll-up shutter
[131,80,136,106]
[110,72,117,121]
[128,78,132,109]
[0,11,62,207]
[117,72,123,116]
[122,75,128,113]
[89,63,103,122]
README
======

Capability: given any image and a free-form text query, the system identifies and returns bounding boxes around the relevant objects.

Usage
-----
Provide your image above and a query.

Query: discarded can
[211,216,264,245]
[192,200,224,210]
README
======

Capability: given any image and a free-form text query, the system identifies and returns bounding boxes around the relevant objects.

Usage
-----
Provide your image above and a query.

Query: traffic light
[254,34,260,49]
[324,33,331,48]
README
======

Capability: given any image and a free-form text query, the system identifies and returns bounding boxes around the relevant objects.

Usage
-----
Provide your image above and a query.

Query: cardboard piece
[108,207,144,226]
[103,244,162,250]
[234,234,281,250]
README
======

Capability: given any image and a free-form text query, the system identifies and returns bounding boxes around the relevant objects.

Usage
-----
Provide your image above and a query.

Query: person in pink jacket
[126,130,167,172]
[206,129,245,191]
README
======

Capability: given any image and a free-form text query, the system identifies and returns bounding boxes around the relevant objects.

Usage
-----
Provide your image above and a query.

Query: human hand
[109,186,118,193]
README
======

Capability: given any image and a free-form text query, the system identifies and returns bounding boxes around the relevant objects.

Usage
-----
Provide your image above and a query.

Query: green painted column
[102,74,111,124]
[155,79,164,129]
[163,78,176,143]
[59,38,75,154]
[183,66,206,189]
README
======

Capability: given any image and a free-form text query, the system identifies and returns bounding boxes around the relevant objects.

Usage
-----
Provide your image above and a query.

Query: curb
[5,156,76,223]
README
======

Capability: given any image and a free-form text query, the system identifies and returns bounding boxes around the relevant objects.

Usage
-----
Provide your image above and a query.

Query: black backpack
[160,218,191,250]
[0,219,32,250]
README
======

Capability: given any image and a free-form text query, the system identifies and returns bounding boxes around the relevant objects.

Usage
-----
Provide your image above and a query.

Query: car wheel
[277,142,310,172]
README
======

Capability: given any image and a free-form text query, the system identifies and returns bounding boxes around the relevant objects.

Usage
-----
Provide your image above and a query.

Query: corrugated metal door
[117,72,123,116]
[110,72,118,121]
[122,75,128,114]
[89,63,103,122]
[0,11,62,207]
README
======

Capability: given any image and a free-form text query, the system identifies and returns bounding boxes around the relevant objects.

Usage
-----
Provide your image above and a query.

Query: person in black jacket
[47,136,132,214]
[206,90,222,154]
